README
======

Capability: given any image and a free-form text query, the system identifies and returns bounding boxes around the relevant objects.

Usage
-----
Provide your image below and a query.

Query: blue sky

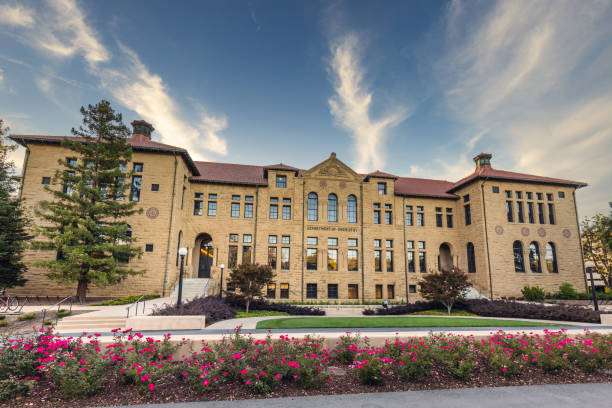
[1,0,611,216]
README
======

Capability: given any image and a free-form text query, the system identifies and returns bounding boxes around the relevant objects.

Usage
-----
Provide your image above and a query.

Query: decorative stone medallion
[146,207,159,219]
[319,180,327,188]
[537,227,546,237]
[495,225,504,235]
[562,228,571,238]
[521,227,530,237]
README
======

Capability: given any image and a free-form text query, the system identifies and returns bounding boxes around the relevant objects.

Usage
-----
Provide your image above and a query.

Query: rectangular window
[416,206,424,226]
[327,249,338,271]
[145,243,154,252]
[328,237,338,247]
[548,203,555,224]
[387,284,395,300]
[327,284,339,299]
[130,175,142,202]
[268,235,277,244]
[268,247,277,269]
[307,237,318,246]
[348,284,359,300]
[386,250,393,272]
[527,192,533,200]
[446,208,453,228]
[306,248,317,270]
[151,183,159,192]
[517,201,525,223]
[375,284,383,299]
[228,245,238,269]
[538,202,545,224]
[207,200,217,216]
[194,193,204,215]
[348,249,358,271]
[281,247,290,270]
[436,207,443,227]
[409,285,417,294]
[492,186,499,193]
[232,194,241,201]
[515,191,522,199]
[242,245,252,264]
[374,239,381,248]
[464,204,471,225]
[276,175,287,188]
[506,201,514,222]
[546,193,553,201]
[407,251,415,272]
[266,283,276,299]
[133,162,143,173]
[280,283,289,299]
[281,235,291,244]
[528,202,535,224]
[348,238,358,247]
[231,202,240,218]
[385,239,393,248]
[505,190,512,199]
[244,202,253,218]
[41,176,51,185]
[269,197,278,219]
[384,203,393,225]
[418,241,426,272]
[463,194,470,203]
[377,182,387,195]
[374,250,382,272]
[243,234,252,243]
[306,283,317,299]
[229,233,239,242]
[405,205,413,226]
[282,204,291,220]
[558,191,565,199]
[537,192,543,201]
[373,203,381,224]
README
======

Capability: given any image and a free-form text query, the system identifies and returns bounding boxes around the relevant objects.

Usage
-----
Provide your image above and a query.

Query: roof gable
[303,152,362,181]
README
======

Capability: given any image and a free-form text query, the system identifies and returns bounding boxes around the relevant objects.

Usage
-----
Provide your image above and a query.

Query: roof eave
[394,192,459,200]
[448,175,587,193]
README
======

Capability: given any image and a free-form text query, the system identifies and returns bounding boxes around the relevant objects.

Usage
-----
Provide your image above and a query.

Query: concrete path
[109,383,612,408]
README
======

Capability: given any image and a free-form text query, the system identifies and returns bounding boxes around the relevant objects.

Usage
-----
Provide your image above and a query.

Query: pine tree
[33,101,142,301]
[0,119,29,288]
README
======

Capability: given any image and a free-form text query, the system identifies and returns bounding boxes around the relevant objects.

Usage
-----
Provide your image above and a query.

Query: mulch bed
[8,365,611,407]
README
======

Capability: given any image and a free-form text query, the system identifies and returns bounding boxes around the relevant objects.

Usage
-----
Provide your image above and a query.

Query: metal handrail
[41,295,74,325]
[125,295,146,318]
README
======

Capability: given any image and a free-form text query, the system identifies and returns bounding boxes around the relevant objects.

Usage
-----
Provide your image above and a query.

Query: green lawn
[256,316,567,329]
[235,310,289,318]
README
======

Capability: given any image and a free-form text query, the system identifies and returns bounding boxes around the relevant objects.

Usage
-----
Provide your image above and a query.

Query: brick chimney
[473,152,492,169]
[131,120,154,141]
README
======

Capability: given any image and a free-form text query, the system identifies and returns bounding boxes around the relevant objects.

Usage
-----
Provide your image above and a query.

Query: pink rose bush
[0,328,610,401]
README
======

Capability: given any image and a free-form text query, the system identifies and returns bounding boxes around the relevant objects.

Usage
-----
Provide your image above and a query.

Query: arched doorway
[438,243,453,271]
[195,233,214,278]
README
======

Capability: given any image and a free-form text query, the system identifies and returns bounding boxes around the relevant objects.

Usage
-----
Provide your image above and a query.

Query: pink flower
[148,383,155,392]
[240,368,248,375]
[287,360,300,369]
[232,352,243,360]
[274,373,282,381]
[202,379,210,387]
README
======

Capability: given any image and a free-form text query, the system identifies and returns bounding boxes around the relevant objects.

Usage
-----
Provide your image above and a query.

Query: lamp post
[219,264,225,298]
[177,247,188,311]
[587,266,599,312]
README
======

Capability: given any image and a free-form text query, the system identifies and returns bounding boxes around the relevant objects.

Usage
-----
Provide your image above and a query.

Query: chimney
[473,152,492,168]
[131,120,154,140]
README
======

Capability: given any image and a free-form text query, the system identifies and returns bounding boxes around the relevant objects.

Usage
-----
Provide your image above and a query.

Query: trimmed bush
[556,283,580,300]
[224,294,325,316]
[521,285,545,302]
[153,296,235,324]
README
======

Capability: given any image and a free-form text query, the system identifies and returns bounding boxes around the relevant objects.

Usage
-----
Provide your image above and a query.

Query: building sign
[306,225,358,233]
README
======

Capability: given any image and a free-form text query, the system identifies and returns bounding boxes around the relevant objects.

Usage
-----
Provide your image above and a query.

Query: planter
[125,315,206,331]
[600,313,612,325]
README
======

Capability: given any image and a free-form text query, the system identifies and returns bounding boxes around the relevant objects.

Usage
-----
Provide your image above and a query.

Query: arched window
[347,194,357,223]
[513,241,525,272]
[466,242,476,273]
[328,193,338,222]
[528,241,542,273]
[545,242,558,273]
[307,192,318,221]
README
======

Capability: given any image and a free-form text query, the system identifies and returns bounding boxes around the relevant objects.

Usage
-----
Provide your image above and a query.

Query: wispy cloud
[416,0,612,216]
[328,33,408,173]
[0,4,34,27]
[0,0,229,160]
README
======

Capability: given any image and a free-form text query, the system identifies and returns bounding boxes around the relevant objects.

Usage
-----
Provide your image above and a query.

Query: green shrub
[17,312,36,321]
[50,357,108,398]
[355,357,384,385]
[521,285,545,302]
[94,293,159,306]
[0,378,31,401]
[396,353,432,380]
[0,339,39,379]
[556,283,580,300]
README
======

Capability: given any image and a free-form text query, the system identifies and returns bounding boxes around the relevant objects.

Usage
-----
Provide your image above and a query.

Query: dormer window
[276,175,287,188]
[377,182,387,195]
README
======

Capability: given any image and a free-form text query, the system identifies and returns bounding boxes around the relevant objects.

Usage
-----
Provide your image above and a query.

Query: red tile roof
[191,161,266,186]
[9,134,200,175]
[448,165,587,192]
[394,177,457,199]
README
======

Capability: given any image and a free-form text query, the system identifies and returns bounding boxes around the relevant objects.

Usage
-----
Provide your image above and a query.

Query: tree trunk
[246,298,250,314]
[445,302,452,315]
[77,279,88,303]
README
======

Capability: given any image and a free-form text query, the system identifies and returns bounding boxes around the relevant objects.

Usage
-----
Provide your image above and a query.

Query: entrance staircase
[170,278,211,303]
[55,315,127,334]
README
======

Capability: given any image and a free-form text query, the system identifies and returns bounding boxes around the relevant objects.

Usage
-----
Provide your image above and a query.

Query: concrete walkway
[109,383,612,408]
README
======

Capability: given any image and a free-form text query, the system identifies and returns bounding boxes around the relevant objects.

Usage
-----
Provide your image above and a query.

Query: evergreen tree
[227,263,274,313]
[33,101,142,301]
[0,119,29,288]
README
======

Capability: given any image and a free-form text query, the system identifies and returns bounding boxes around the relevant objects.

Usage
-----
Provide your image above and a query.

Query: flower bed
[223,294,326,316]
[364,299,602,323]
[0,329,610,407]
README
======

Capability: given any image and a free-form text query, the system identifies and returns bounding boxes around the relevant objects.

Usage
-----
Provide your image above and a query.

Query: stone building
[9,121,588,301]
